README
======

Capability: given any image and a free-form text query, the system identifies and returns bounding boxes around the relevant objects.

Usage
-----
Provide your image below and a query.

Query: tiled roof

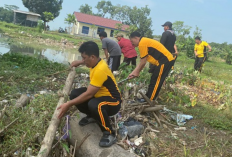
[74,12,129,31]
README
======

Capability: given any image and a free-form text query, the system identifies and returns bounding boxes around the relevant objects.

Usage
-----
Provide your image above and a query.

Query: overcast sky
[0,0,231,43]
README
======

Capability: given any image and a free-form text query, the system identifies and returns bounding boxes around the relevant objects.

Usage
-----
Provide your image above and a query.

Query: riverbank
[0,21,102,52]
[0,22,232,156]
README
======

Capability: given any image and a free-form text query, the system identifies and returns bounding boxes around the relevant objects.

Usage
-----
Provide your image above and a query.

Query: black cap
[162,21,172,28]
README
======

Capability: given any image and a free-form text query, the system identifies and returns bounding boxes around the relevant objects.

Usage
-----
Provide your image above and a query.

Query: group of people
[57,21,212,147]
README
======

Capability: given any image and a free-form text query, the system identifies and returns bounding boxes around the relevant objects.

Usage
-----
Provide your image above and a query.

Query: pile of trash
[109,106,193,157]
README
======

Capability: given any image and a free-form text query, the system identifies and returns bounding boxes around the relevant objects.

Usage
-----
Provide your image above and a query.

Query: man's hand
[128,71,139,79]
[208,49,212,52]
[71,60,84,67]
[57,102,70,119]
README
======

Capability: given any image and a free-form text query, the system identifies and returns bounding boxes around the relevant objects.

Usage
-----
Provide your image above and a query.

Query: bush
[226,51,232,65]
[37,20,44,33]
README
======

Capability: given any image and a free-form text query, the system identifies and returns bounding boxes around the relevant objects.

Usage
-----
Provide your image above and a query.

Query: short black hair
[130,32,141,38]
[195,36,201,40]
[78,41,99,57]
[99,31,107,37]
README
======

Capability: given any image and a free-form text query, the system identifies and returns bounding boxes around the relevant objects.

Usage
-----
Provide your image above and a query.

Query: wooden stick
[152,112,162,127]
[0,105,7,120]
[37,68,76,157]
[139,91,162,127]
[142,106,164,112]
[75,133,90,150]
[160,120,178,127]
[0,117,19,135]
[72,140,78,157]
[47,68,70,76]
[139,92,152,106]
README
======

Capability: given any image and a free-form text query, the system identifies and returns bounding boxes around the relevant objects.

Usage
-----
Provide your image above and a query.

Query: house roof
[74,12,129,31]
[13,10,41,17]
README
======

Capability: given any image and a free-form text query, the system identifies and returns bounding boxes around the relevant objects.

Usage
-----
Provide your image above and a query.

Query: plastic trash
[163,107,193,126]
[171,114,193,126]
[62,115,71,140]
[134,137,143,146]
[124,118,144,138]
[118,122,128,140]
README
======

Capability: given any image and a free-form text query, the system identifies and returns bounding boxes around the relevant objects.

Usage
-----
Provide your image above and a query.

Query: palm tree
[64,14,76,34]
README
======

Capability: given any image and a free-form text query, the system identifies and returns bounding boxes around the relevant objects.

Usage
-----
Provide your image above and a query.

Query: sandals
[79,116,96,126]
[99,131,116,147]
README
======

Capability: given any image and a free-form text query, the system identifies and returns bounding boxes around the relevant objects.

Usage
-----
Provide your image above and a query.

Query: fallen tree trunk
[15,94,30,108]
[37,68,76,157]
[68,113,135,157]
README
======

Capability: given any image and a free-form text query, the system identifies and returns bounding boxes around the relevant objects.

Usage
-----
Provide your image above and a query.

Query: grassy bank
[0,21,102,51]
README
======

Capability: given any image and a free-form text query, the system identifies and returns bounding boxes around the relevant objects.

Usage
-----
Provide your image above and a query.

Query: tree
[43,12,54,30]
[172,21,192,37]
[125,25,138,36]
[90,24,97,38]
[0,5,19,23]
[22,0,63,28]
[4,4,19,11]
[193,25,202,38]
[113,23,123,36]
[79,4,93,15]
[126,6,153,38]
[96,0,114,17]
[64,14,76,34]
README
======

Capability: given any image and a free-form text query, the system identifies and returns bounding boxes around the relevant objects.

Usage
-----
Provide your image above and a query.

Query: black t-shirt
[160,30,176,54]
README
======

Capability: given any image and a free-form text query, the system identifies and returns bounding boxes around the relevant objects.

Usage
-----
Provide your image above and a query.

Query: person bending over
[116,33,137,66]
[129,32,175,101]
[99,31,122,71]
[57,41,121,147]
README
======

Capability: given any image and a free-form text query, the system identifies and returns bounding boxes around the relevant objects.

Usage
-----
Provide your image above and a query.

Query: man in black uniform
[149,21,178,73]
[160,21,178,56]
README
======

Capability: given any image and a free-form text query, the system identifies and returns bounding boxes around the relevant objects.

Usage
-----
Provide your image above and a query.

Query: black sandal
[99,131,116,147]
[79,116,96,126]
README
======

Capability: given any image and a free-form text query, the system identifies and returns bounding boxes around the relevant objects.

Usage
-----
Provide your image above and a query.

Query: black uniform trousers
[70,87,121,134]
[146,60,175,100]
[123,56,137,66]
[194,57,204,71]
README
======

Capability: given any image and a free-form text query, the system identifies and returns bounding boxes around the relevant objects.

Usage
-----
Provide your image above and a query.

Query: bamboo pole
[37,68,76,157]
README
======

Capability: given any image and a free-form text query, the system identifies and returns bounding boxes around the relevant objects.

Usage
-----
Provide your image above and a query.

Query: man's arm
[103,48,109,60]
[174,44,178,54]
[207,44,212,52]
[57,85,99,119]
[160,32,167,45]
[128,56,147,79]
[70,60,85,67]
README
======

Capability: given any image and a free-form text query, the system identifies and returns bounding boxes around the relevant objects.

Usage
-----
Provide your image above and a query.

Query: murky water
[0,35,82,65]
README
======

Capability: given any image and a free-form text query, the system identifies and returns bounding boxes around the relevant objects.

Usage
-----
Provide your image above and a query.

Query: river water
[0,34,82,65]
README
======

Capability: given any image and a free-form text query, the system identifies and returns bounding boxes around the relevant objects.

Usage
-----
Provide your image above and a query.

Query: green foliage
[0,5,16,23]
[114,23,122,36]
[22,0,63,23]
[0,94,59,155]
[0,53,67,94]
[96,0,114,17]
[185,36,195,58]
[172,21,192,37]
[226,51,232,65]
[125,25,138,37]
[193,25,202,38]
[79,4,93,15]
[43,11,54,23]
[78,2,153,38]
[64,14,76,26]
[37,20,44,33]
